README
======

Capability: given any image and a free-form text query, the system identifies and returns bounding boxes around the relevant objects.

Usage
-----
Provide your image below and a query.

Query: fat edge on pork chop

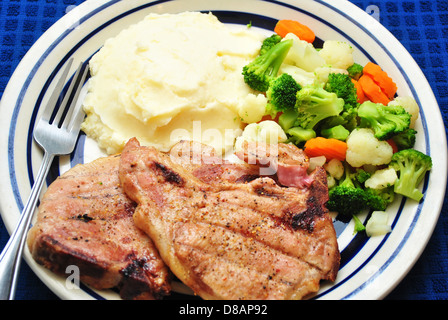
[119,138,340,300]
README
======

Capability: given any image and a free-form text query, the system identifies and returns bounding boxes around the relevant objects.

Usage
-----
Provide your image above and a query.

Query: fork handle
[0,151,54,300]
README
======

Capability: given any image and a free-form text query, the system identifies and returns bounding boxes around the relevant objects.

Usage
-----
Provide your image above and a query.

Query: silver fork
[0,59,89,300]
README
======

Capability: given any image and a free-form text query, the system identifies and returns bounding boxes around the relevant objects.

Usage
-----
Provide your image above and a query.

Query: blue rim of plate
[4,0,434,300]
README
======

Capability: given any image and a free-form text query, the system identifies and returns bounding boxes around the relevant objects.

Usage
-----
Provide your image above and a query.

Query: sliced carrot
[304,137,347,161]
[363,62,397,99]
[358,74,391,105]
[274,19,315,43]
[351,78,367,104]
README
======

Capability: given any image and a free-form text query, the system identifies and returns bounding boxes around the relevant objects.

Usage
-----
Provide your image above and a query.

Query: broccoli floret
[320,73,359,131]
[327,184,367,216]
[319,108,359,132]
[319,106,358,132]
[279,110,316,145]
[321,124,350,141]
[365,187,395,211]
[286,126,316,145]
[266,73,301,114]
[327,163,390,216]
[278,109,299,131]
[347,63,363,80]
[260,34,282,56]
[327,163,369,216]
[364,187,395,211]
[295,84,344,130]
[391,128,417,150]
[325,73,358,108]
[353,168,371,184]
[242,39,293,92]
[389,149,432,202]
[358,101,411,140]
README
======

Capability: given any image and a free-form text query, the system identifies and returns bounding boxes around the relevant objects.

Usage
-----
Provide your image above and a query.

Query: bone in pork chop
[119,138,340,300]
[27,154,171,300]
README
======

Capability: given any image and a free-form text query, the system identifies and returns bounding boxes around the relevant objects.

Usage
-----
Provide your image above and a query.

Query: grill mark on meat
[253,184,284,199]
[154,162,184,186]
[73,213,95,223]
[121,257,156,281]
[290,170,330,232]
[291,197,320,232]
[234,174,259,183]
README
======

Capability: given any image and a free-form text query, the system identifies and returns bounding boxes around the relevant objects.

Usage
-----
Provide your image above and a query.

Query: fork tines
[44,59,89,129]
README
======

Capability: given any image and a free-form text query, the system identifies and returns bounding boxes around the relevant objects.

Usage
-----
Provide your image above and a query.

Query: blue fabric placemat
[0,0,447,300]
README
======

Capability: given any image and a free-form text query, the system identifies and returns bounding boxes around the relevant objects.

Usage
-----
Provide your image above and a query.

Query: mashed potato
[81,12,265,155]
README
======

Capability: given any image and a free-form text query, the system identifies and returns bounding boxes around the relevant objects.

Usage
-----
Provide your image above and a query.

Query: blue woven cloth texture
[0,0,447,300]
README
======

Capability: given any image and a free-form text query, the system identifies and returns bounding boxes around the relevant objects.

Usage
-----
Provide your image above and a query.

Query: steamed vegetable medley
[238,19,433,236]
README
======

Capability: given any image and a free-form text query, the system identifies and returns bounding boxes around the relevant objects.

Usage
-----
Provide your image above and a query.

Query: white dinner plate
[0,0,446,300]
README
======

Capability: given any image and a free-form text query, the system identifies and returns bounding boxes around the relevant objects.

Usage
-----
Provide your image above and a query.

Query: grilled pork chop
[27,154,171,300]
[119,138,340,300]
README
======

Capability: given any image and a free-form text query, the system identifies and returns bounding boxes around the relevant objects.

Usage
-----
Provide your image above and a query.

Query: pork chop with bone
[119,138,340,300]
[27,154,171,300]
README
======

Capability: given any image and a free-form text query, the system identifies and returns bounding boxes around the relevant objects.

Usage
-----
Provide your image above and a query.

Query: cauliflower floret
[364,167,398,189]
[324,158,344,180]
[279,64,316,87]
[345,128,393,167]
[326,174,336,189]
[388,96,419,128]
[282,33,325,72]
[318,40,354,70]
[237,93,268,124]
[234,120,287,152]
